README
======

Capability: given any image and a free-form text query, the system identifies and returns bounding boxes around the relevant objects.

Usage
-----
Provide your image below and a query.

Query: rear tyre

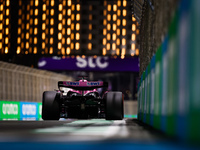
[42,91,60,120]
[105,92,124,120]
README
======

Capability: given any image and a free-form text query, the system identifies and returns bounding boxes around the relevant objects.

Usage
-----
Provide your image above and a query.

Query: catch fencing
[136,0,179,76]
[0,61,73,102]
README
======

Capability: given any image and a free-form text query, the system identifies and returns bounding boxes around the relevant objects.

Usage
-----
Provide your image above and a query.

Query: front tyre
[42,91,60,120]
[105,92,124,120]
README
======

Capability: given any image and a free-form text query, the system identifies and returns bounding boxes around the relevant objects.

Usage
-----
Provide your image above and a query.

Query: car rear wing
[58,81,108,90]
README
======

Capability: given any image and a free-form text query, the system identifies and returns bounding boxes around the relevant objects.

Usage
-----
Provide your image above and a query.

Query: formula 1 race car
[42,77,124,120]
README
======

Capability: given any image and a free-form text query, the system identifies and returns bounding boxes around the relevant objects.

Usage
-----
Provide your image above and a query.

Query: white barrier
[0,61,73,102]
[124,101,138,116]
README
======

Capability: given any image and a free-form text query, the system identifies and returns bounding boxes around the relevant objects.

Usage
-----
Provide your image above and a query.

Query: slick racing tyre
[105,92,124,120]
[42,91,60,120]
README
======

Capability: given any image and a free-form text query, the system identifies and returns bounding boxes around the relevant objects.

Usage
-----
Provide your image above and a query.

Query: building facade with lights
[0,0,139,67]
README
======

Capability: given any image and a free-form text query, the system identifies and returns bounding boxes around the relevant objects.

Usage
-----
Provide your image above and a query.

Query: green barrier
[137,0,200,143]
[166,9,179,137]
[146,64,151,124]
[143,68,148,123]
[124,114,137,118]
[154,45,162,130]
[38,103,42,120]
[138,75,142,121]
[0,101,20,120]
[0,101,42,120]
[150,55,155,126]
[161,35,168,133]
[176,0,190,140]
[141,72,145,122]
[188,0,200,142]
[137,79,140,120]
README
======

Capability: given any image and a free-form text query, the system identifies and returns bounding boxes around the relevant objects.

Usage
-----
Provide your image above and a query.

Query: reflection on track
[35,119,127,138]
[0,119,199,150]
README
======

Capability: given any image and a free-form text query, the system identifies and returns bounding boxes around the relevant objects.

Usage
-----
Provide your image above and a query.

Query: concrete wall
[124,101,137,116]
[0,61,73,102]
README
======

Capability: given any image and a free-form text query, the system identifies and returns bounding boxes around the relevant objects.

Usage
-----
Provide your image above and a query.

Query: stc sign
[76,57,109,69]
[38,56,139,72]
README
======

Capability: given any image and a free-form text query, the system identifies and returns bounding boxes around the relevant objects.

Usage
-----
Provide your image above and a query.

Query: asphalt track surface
[0,118,199,150]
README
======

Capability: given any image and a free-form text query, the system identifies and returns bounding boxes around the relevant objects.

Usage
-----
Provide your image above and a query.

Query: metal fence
[0,61,73,102]
[135,0,179,76]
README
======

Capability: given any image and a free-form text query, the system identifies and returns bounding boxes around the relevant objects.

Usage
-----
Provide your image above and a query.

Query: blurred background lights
[0,0,138,57]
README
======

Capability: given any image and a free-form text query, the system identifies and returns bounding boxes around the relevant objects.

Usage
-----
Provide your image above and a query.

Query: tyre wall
[137,0,200,142]
[0,61,73,102]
